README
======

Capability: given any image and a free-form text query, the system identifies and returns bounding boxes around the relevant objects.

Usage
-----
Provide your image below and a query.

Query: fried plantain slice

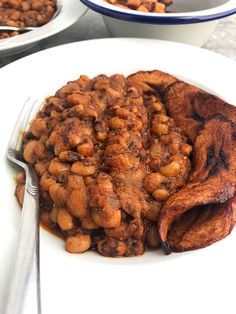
[167,198,234,252]
[158,117,236,254]
[164,81,236,142]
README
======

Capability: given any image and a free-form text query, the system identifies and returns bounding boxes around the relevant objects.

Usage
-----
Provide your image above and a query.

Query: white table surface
[0,10,236,68]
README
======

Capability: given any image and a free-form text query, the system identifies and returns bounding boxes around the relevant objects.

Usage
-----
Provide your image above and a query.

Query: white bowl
[80,0,236,46]
[0,0,87,57]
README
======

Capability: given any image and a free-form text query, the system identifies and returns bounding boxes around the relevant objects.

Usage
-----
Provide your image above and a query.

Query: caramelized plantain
[128,69,236,254]
[167,198,234,252]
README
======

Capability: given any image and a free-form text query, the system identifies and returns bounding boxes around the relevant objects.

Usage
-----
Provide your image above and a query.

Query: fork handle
[4,183,41,314]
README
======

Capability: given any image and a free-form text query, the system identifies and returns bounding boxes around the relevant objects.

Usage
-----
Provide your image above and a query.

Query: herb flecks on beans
[0,0,57,39]
[15,72,192,257]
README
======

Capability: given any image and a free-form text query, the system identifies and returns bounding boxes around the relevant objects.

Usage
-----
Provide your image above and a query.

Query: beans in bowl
[15,71,192,257]
[0,0,57,39]
[105,0,173,13]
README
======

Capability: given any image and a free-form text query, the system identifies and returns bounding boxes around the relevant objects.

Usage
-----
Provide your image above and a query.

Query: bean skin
[91,207,121,229]
[71,162,96,176]
[65,235,91,253]
[57,208,74,231]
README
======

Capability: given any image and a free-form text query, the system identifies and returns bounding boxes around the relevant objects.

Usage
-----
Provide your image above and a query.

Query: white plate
[0,0,87,57]
[0,38,236,314]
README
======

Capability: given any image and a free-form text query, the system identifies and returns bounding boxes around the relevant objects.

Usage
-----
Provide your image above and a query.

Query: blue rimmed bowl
[80,0,236,46]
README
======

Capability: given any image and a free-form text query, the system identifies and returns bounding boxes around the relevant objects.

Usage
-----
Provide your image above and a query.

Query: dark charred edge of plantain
[145,80,180,98]
[161,241,172,255]
[127,70,178,93]
[162,80,190,105]
[162,80,182,99]
[232,131,236,140]
[206,144,229,178]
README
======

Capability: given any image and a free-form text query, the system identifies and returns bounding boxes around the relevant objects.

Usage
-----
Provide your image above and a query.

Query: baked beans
[0,0,57,39]
[15,71,192,257]
[105,0,173,13]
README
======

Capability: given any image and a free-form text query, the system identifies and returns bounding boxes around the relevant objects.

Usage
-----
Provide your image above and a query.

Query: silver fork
[5,98,41,314]
[0,3,62,33]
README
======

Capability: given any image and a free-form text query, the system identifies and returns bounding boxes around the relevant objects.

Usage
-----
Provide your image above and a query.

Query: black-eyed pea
[96,132,107,142]
[152,123,169,136]
[115,107,131,119]
[97,238,126,257]
[65,234,91,253]
[143,172,165,193]
[96,174,113,191]
[57,208,74,231]
[157,114,169,123]
[152,188,170,202]
[160,161,181,177]
[109,117,126,130]
[71,162,96,176]
[59,151,82,163]
[91,207,121,228]
[85,109,98,119]
[31,0,43,10]
[35,161,49,176]
[36,14,45,25]
[48,158,70,177]
[22,1,30,11]
[151,102,163,112]
[45,5,54,16]
[137,4,149,12]
[77,139,94,156]
[126,0,141,8]
[67,189,88,218]
[181,143,192,156]
[83,176,95,186]
[76,75,90,90]
[50,207,59,223]
[5,19,18,27]
[69,134,82,147]
[58,83,80,98]
[106,87,121,98]
[23,140,46,164]
[81,217,99,230]
[30,118,47,137]
[154,2,165,12]
[40,172,57,192]
[32,141,47,158]
[67,174,84,191]
[106,153,138,170]
[126,239,144,256]
[49,183,68,206]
